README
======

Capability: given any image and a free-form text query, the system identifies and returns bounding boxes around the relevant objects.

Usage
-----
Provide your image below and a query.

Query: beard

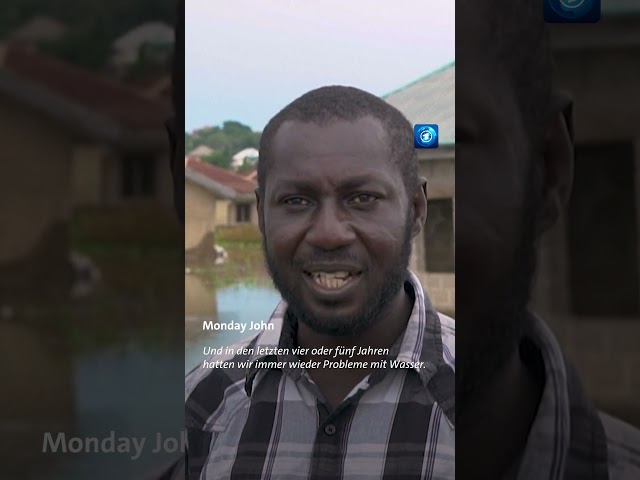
[456,169,544,414]
[263,210,414,336]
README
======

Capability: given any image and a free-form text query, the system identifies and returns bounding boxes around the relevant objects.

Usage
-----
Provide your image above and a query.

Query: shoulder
[185,334,259,429]
[436,311,455,367]
[599,411,640,479]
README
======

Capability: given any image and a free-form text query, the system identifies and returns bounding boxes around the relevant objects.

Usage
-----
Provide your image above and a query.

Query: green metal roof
[602,0,640,15]
[383,61,455,146]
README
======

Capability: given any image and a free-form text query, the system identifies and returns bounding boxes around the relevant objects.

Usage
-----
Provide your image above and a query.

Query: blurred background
[532,0,640,428]
[0,1,184,478]
[183,0,455,372]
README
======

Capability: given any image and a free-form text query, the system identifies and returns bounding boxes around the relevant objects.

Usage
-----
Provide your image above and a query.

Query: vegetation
[0,0,175,72]
[186,121,261,166]
[214,224,262,246]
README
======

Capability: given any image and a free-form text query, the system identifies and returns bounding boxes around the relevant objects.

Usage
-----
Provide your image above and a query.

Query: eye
[350,193,378,204]
[283,197,312,206]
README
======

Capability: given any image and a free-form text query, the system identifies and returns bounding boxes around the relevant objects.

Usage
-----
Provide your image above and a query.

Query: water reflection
[1,245,185,479]
[184,272,280,372]
[0,322,73,478]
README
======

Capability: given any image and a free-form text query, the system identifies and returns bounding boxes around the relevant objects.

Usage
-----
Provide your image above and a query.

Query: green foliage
[0,0,175,71]
[186,121,261,159]
[236,161,256,175]
[202,149,232,169]
[0,0,175,36]
[215,225,262,244]
[39,25,112,71]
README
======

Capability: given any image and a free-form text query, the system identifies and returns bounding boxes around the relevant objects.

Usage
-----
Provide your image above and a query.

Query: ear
[255,188,265,236]
[411,177,428,237]
[536,96,574,235]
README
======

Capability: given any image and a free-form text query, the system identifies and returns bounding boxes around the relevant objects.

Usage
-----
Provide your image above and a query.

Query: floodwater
[184,271,280,373]
[0,244,279,479]
[0,248,185,479]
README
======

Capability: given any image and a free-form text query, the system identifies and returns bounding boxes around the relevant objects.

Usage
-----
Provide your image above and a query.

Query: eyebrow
[274,175,387,192]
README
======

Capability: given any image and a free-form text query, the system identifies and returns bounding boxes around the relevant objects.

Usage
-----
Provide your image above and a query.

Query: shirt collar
[243,271,455,424]
[517,313,609,480]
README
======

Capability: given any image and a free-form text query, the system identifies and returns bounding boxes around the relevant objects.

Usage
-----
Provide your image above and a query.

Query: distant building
[110,22,174,72]
[0,44,172,298]
[185,157,258,251]
[231,147,259,170]
[384,62,455,315]
[189,145,215,158]
[532,2,640,426]
[6,15,67,45]
[0,44,173,210]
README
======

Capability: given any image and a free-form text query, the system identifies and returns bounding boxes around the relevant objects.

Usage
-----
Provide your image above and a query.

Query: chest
[191,373,454,480]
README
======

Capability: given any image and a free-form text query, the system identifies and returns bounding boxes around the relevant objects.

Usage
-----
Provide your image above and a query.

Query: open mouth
[304,271,362,290]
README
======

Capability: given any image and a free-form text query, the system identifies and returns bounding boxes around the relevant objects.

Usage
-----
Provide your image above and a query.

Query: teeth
[311,272,353,290]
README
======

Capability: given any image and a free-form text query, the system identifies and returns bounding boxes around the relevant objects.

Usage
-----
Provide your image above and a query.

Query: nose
[305,201,356,250]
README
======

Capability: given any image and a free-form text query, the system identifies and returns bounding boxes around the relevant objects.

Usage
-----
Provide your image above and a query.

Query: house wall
[0,93,72,263]
[225,200,259,226]
[99,149,174,207]
[411,150,455,315]
[532,45,640,426]
[71,144,106,206]
[215,199,231,227]
[185,180,217,250]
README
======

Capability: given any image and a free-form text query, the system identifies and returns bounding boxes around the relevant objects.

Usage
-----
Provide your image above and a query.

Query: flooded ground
[184,243,279,372]
[185,275,279,372]
[1,245,185,479]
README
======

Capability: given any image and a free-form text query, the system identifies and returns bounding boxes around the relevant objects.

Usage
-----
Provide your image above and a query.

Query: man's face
[258,116,416,336]
[456,6,543,402]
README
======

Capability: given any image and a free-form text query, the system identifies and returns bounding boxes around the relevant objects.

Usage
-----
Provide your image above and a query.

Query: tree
[202,149,232,169]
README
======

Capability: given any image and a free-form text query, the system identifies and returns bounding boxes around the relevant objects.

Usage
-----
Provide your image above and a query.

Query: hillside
[186,121,261,169]
[0,0,175,72]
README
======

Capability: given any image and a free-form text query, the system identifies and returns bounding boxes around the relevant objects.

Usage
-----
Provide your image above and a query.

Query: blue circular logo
[549,0,594,19]
[416,125,438,148]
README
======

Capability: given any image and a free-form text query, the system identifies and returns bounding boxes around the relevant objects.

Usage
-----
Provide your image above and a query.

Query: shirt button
[324,424,337,436]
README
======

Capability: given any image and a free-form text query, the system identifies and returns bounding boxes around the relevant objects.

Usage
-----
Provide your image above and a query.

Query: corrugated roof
[603,0,640,14]
[185,157,257,197]
[0,44,170,131]
[383,62,455,146]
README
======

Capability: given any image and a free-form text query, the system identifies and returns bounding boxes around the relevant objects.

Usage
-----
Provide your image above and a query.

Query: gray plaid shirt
[185,271,455,479]
[511,314,640,479]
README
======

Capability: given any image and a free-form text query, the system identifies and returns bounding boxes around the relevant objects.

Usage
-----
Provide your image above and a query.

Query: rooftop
[185,157,257,199]
[383,62,455,146]
[0,44,170,131]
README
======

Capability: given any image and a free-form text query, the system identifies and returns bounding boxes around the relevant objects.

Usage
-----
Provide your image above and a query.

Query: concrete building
[185,157,258,251]
[0,43,174,209]
[0,44,173,300]
[231,147,259,170]
[110,22,174,72]
[385,62,455,315]
[188,145,215,158]
[532,2,640,426]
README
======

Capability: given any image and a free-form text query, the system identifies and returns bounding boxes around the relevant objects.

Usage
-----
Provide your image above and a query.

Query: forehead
[272,116,390,158]
[267,116,395,179]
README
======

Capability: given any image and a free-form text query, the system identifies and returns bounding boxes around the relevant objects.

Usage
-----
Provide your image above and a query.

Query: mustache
[292,248,364,269]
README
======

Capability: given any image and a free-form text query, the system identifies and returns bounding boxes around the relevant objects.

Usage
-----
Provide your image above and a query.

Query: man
[455,1,640,478]
[185,87,455,479]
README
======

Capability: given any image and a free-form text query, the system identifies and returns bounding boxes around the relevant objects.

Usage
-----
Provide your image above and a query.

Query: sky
[185,0,455,133]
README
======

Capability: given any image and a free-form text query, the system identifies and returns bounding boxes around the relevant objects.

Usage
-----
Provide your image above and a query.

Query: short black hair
[488,0,552,148]
[258,86,418,198]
